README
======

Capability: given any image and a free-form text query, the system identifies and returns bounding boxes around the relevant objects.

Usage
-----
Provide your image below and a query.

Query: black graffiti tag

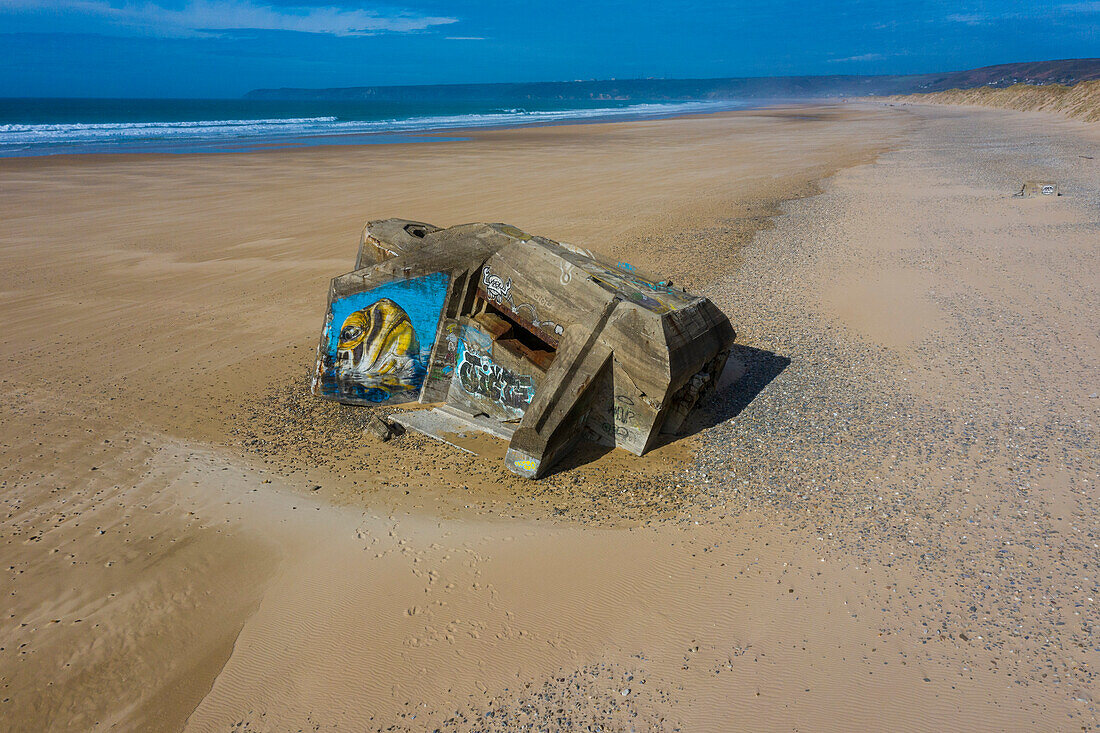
[613,405,636,424]
[458,350,536,410]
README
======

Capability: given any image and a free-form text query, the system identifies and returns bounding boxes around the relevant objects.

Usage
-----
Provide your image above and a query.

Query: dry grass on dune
[889,80,1100,122]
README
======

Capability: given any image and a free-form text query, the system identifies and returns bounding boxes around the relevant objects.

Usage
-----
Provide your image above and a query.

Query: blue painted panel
[317,272,449,403]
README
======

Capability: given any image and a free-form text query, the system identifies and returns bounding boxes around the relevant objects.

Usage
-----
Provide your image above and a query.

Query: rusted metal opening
[475,300,557,371]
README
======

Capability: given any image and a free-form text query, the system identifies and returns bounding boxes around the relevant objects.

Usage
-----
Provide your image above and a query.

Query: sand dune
[889,79,1100,122]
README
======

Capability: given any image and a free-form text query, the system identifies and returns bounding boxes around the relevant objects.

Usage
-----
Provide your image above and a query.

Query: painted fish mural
[334,298,423,399]
[317,272,449,403]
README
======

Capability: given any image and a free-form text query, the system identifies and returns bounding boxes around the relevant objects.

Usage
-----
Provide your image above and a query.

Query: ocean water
[0,97,747,157]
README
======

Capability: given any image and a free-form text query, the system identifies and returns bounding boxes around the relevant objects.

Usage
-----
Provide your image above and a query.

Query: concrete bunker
[1016,181,1060,197]
[313,218,737,478]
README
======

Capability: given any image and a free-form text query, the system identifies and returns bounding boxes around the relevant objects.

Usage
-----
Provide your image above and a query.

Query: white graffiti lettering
[483,266,512,305]
[457,348,536,411]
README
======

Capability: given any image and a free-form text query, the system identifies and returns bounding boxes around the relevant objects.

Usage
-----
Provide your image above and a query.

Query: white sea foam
[0,116,340,142]
[0,101,741,153]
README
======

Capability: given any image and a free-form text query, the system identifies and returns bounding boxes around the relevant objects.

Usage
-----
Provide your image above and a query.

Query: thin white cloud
[828,53,886,63]
[0,0,458,36]
[945,13,988,25]
[1058,1,1100,10]
[445,36,485,40]
[945,2,1100,24]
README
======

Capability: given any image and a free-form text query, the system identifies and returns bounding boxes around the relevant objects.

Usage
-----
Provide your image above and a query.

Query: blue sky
[1,0,1097,97]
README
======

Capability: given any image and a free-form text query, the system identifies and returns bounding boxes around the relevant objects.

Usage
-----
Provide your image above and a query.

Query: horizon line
[1,57,1094,100]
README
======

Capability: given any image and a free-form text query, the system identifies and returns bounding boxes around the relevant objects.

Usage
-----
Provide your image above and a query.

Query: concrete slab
[390,405,516,454]
[389,409,478,454]
[436,404,517,441]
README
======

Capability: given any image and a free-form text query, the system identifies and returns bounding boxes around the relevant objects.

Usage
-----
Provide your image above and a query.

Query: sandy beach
[2,103,1098,731]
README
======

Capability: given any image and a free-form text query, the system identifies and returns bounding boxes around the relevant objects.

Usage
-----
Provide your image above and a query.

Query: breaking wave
[0,101,743,155]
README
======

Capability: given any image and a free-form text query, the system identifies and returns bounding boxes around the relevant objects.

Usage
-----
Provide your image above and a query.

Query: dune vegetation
[890,80,1100,122]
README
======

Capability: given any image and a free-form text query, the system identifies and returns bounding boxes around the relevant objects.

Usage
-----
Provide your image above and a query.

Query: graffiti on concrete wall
[454,327,536,419]
[507,301,564,347]
[587,388,651,452]
[559,259,574,285]
[556,252,693,314]
[613,394,637,427]
[582,262,691,314]
[428,319,460,382]
[317,272,448,403]
[480,265,565,347]
[597,394,638,439]
[482,266,512,305]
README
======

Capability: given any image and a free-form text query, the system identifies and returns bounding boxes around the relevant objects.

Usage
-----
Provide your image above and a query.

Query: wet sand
[1,104,1097,731]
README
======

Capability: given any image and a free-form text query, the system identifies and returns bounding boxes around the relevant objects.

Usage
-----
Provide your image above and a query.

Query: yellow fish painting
[334,298,423,398]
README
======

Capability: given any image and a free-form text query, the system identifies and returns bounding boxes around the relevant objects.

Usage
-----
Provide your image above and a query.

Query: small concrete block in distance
[1017,181,1059,197]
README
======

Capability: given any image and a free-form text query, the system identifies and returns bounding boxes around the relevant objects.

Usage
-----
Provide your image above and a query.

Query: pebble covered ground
[692,106,1100,726]
[227,661,678,733]
[384,662,677,733]
[233,369,708,525]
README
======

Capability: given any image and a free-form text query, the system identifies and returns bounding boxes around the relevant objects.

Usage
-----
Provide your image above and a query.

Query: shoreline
[0,99,759,159]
